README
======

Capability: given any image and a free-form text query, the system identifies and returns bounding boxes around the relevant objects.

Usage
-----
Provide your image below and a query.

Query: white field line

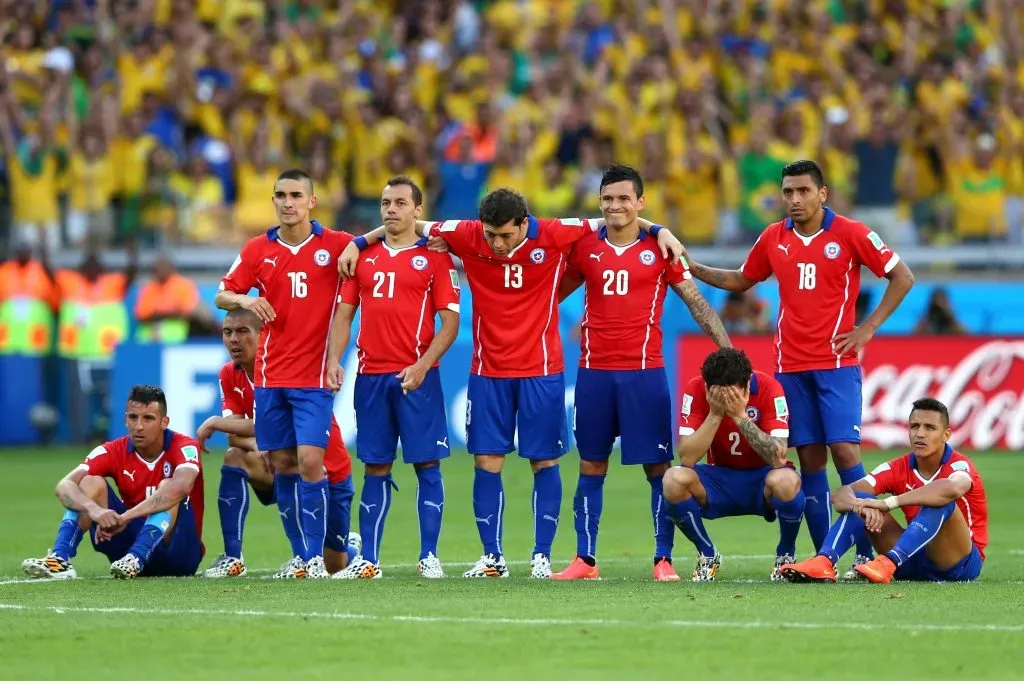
[1,603,1022,633]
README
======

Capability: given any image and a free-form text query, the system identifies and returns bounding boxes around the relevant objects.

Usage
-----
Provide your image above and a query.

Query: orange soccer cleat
[780,554,838,583]
[854,554,898,584]
[653,557,681,582]
[551,556,600,580]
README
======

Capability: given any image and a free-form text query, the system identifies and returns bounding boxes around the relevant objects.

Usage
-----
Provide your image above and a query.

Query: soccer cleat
[843,554,872,580]
[463,553,509,578]
[304,555,330,579]
[552,556,600,580]
[110,553,142,579]
[692,552,722,582]
[653,557,681,582]
[22,553,77,580]
[201,554,247,578]
[272,555,308,579]
[418,553,445,579]
[780,554,837,583]
[771,554,795,581]
[530,553,552,579]
[331,556,383,579]
[854,554,898,584]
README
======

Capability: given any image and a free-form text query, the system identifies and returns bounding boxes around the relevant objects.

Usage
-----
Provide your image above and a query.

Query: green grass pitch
[1,448,1022,680]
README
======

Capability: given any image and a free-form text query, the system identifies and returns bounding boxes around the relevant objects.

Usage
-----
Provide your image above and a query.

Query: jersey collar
[128,429,175,453]
[598,225,647,241]
[910,443,954,470]
[749,373,760,395]
[784,206,835,231]
[526,215,539,240]
[265,220,325,241]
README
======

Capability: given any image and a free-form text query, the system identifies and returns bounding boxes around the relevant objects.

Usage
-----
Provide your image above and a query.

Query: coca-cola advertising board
[677,335,1024,451]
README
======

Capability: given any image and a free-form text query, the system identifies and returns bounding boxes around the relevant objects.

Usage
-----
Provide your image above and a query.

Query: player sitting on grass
[664,348,804,581]
[782,398,988,583]
[196,309,360,578]
[23,386,206,580]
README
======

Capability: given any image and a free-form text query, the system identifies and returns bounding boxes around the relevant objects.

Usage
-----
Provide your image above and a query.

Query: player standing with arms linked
[682,160,914,576]
[215,169,353,578]
[553,165,731,581]
[325,177,460,579]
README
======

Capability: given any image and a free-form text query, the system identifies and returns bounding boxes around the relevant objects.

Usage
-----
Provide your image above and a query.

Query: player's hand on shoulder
[241,295,276,323]
[326,364,344,392]
[427,235,449,253]
[339,242,360,279]
[398,361,428,394]
[656,228,684,265]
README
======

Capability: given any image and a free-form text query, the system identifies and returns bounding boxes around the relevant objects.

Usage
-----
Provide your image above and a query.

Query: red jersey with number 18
[424,216,595,378]
[219,221,352,389]
[739,208,899,374]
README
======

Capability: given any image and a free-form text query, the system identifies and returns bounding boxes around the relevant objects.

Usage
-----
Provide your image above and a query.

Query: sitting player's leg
[204,446,275,578]
[662,466,720,580]
[109,478,182,579]
[763,467,805,579]
[135,480,204,578]
[324,475,356,575]
[23,475,113,579]
[290,388,336,578]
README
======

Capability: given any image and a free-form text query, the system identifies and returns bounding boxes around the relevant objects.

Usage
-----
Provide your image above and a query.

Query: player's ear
[636,194,646,211]
[414,202,423,219]
[309,193,317,209]
[162,415,170,429]
[819,184,828,204]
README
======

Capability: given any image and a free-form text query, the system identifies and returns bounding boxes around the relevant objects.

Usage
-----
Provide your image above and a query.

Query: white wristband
[884,495,900,511]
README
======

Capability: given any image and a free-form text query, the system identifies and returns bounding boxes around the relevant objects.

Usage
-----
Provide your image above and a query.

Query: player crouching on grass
[782,398,988,584]
[23,386,206,580]
[664,348,805,581]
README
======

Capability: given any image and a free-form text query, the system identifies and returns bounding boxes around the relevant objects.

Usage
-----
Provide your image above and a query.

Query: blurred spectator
[720,290,771,335]
[853,109,902,244]
[0,240,57,357]
[915,288,966,335]
[134,255,205,344]
[169,155,225,243]
[435,133,489,221]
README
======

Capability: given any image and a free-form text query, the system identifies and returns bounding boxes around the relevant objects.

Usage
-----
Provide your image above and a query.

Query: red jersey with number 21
[739,208,900,373]
[219,221,352,389]
[425,216,595,378]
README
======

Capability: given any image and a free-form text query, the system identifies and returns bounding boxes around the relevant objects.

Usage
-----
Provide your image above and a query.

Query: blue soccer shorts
[775,366,862,448]
[466,373,569,460]
[693,464,775,521]
[324,476,355,553]
[894,544,983,582]
[574,367,674,465]
[90,483,204,576]
[354,368,450,465]
[254,387,334,451]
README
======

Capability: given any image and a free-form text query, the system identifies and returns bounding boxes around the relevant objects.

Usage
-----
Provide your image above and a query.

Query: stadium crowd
[1,0,1023,251]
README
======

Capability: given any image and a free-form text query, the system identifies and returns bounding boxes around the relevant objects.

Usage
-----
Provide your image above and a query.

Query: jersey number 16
[288,272,308,298]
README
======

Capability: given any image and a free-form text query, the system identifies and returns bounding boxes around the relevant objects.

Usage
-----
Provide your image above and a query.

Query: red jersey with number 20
[865,447,988,559]
[217,361,352,482]
[219,221,353,389]
[566,228,689,370]
[77,431,205,542]
[340,240,460,374]
[678,370,791,470]
[425,216,595,378]
[739,208,900,373]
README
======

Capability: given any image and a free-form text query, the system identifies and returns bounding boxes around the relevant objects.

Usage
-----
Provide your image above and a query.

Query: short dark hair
[385,175,423,206]
[127,385,168,414]
[701,348,753,388]
[224,308,261,330]
[910,397,949,427]
[479,188,529,228]
[781,160,825,189]
[600,164,644,198]
[276,168,314,194]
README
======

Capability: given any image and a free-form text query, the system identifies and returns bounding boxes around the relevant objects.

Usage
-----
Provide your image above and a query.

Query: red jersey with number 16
[739,208,900,374]
[424,216,595,378]
[219,221,353,389]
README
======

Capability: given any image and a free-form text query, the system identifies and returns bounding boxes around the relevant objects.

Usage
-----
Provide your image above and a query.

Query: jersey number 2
[728,432,742,456]
[287,272,307,298]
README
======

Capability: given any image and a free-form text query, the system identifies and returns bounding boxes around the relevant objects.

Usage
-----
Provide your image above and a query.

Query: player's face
[380,184,422,235]
[781,175,827,224]
[273,178,317,227]
[125,401,169,452]
[599,180,646,229]
[222,318,258,365]
[908,409,951,457]
[483,220,527,258]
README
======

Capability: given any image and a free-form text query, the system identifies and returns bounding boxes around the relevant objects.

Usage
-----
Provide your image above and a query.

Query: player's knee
[663,466,697,503]
[474,454,504,473]
[766,468,801,501]
[530,458,558,474]
[580,459,608,476]
[297,447,326,480]
[365,463,393,477]
[414,461,440,472]
[797,445,828,473]
[78,475,108,501]
[643,461,670,478]
[829,443,861,470]
[224,447,248,468]
[270,450,298,474]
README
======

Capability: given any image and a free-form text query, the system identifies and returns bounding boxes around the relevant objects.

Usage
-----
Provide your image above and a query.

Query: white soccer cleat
[771,554,795,581]
[272,555,308,579]
[304,555,330,579]
[692,552,722,582]
[332,556,382,579]
[463,553,509,578]
[418,553,445,579]
[22,552,77,580]
[529,553,552,579]
[843,554,872,580]
[201,554,247,578]
[110,553,142,579]
[347,532,363,556]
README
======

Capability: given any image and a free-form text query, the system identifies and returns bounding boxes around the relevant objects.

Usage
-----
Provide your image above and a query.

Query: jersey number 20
[602,270,629,295]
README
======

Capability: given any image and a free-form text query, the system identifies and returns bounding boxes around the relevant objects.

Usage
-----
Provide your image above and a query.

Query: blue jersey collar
[266,220,325,241]
[526,215,540,240]
[415,236,429,246]
[910,443,954,470]
[598,225,647,241]
[128,429,175,454]
[749,373,760,395]
[785,206,835,231]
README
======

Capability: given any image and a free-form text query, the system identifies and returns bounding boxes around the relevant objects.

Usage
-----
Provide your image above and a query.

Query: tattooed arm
[119,466,199,522]
[55,466,103,514]
[686,261,756,292]
[671,280,732,349]
[720,385,788,467]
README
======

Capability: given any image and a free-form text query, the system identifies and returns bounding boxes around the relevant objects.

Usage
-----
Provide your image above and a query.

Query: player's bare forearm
[891,478,970,509]
[228,434,257,451]
[674,281,732,348]
[417,309,459,370]
[212,416,254,439]
[55,473,101,515]
[558,274,583,302]
[120,469,198,522]
[687,262,754,292]
[734,416,787,467]
[832,480,876,512]
[861,260,915,333]
[678,416,723,467]
[364,225,388,243]
[214,290,246,311]
[326,305,355,369]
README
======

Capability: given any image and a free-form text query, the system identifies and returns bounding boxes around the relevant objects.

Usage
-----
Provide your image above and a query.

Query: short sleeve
[219,365,246,417]
[329,228,354,255]
[864,459,897,495]
[739,229,774,283]
[539,217,598,250]
[844,220,900,277]
[168,441,201,473]
[80,443,114,477]
[757,377,790,439]
[665,255,693,285]
[220,243,258,294]
[679,377,710,436]
[946,457,976,488]
[430,252,461,313]
[424,220,484,258]
[339,274,360,306]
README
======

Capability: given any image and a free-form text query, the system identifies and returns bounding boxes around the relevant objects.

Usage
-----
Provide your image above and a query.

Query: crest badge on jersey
[746,406,760,420]
[411,255,429,271]
[774,396,789,419]
[681,394,693,416]
[530,248,546,264]
[162,461,172,478]
[824,241,841,260]
[314,249,331,266]
[639,250,657,265]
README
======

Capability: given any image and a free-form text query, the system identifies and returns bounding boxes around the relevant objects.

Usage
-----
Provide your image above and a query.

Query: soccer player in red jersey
[551,165,731,582]
[22,386,205,580]
[661,348,804,581]
[195,309,359,579]
[215,168,353,578]
[326,176,459,579]
[782,398,988,583]
[682,160,915,576]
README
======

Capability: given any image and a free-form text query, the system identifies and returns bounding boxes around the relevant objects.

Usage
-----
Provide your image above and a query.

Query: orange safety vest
[0,260,57,355]
[55,270,129,359]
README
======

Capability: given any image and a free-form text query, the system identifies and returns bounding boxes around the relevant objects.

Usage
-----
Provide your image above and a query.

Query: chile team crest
[411,255,429,271]
[824,242,841,260]
[314,249,331,266]
[639,250,656,265]
[162,461,172,477]
[746,406,760,420]
[530,248,546,264]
